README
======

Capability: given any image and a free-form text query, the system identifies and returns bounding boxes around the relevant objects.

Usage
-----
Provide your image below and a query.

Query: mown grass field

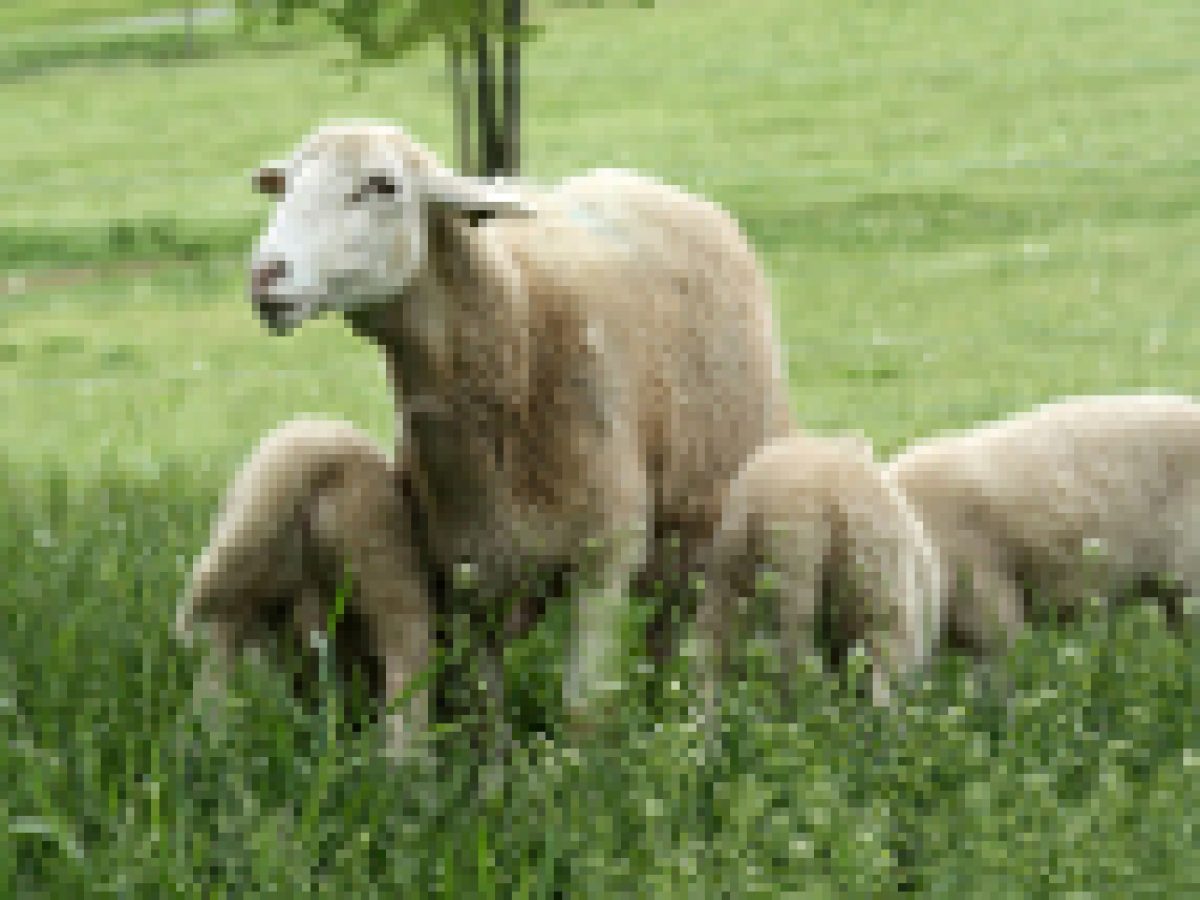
[3,1,1199,895]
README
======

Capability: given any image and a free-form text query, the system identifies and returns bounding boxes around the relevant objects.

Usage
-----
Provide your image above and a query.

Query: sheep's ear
[252,163,288,197]
[421,172,537,219]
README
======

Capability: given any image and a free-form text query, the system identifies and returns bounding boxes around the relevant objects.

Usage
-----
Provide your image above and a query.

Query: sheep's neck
[347,218,530,562]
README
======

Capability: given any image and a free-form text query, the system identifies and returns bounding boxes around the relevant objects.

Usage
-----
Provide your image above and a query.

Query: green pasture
[2,0,1199,894]
[0,0,186,32]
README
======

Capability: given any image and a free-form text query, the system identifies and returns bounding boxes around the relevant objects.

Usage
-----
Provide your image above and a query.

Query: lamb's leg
[937,534,1026,711]
[309,469,433,758]
[767,518,827,698]
[183,612,275,736]
[694,569,736,724]
[1166,497,1200,632]
[941,532,1025,658]
[858,526,938,708]
[291,586,327,651]
[338,540,431,759]
[373,608,431,758]
[777,570,823,704]
[964,564,1025,656]
[693,507,756,720]
[176,563,244,710]
[189,619,241,707]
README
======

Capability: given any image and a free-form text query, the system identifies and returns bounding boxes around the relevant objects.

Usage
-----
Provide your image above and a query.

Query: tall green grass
[4,466,1196,895]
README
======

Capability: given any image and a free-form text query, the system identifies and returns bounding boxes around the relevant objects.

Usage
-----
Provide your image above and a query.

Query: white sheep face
[250,122,535,335]
[250,124,428,334]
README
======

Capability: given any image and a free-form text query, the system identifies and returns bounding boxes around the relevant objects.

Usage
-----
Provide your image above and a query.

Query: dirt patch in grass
[1,258,231,295]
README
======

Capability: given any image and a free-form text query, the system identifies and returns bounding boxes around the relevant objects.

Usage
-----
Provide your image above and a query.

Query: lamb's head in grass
[249,121,534,334]
[184,580,385,722]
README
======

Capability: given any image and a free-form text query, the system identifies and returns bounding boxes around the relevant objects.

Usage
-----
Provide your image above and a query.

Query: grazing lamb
[176,418,430,753]
[887,394,1200,656]
[246,121,793,720]
[697,432,942,708]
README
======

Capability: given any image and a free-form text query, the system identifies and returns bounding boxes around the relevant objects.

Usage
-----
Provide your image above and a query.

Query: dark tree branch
[501,0,522,176]
[447,40,473,175]
[473,6,501,178]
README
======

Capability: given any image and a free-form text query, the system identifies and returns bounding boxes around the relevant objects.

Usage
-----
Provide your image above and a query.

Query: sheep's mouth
[264,318,298,336]
[253,298,297,334]
[256,295,333,335]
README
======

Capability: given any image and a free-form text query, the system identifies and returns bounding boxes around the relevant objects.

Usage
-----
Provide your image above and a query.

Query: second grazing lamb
[698,432,942,707]
[887,394,1200,655]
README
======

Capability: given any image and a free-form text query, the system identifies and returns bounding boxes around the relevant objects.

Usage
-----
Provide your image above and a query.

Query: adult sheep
[247,121,794,720]
[697,432,942,710]
[176,418,429,753]
[887,394,1200,656]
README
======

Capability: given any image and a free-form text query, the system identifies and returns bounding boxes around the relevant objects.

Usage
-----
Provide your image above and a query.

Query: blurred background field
[2,1,1198,895]
[5,0,1200,470]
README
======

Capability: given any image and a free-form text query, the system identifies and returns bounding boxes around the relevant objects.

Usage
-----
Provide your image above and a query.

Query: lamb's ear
[252,162,288,198]
[421,171,537,219]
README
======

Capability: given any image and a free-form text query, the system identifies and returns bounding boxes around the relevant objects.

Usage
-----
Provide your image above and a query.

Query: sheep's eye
[349,174,398,203]
[253,167,287,198]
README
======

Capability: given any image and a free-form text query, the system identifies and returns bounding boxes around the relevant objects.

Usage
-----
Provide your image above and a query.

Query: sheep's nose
[250,258,288,300]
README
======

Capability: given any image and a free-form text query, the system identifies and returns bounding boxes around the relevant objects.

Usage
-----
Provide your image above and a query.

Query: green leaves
[239,0,537,64]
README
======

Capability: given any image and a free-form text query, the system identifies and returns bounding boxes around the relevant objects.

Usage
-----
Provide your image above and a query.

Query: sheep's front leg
[563,522,647,726]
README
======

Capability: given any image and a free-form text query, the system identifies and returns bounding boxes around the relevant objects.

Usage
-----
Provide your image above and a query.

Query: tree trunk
[501,0,522,176]
[447,40,472,175]
[473,14,501,178]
